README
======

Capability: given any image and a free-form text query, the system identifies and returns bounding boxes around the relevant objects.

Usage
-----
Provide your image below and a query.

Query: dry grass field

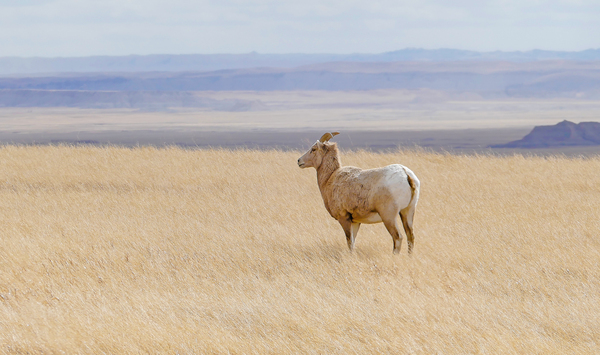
[1,146,599,353]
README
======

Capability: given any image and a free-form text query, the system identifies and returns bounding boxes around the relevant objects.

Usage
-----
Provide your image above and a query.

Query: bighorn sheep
[298,132,420,254]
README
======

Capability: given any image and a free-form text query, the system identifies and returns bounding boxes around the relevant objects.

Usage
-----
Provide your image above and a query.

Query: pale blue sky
[0,0,598,57]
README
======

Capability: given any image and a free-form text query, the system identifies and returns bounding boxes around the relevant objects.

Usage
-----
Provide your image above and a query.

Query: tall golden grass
[0,145,599,353]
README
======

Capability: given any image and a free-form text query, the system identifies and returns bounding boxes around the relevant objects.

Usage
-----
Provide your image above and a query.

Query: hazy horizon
[1,47,600,60]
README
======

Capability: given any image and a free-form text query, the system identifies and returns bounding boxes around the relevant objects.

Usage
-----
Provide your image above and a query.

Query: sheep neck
[316,148,341,193]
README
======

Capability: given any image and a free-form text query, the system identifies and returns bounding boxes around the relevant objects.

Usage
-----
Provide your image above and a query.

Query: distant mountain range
[2,49,600,110]
[1,48,600,75]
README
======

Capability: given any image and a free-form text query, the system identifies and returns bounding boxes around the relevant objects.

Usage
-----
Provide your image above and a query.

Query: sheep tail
[402,166,420,209]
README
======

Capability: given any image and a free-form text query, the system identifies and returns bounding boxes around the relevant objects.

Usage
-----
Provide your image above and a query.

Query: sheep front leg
[338,216,359,251]
[350,222,360,251]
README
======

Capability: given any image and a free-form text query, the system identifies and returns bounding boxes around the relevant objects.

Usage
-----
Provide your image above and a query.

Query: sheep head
[298,132,339,169]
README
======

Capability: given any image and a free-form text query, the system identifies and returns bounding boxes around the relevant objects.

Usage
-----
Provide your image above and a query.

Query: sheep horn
[319,132,340,143]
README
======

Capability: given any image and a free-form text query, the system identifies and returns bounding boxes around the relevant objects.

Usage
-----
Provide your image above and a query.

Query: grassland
[1,146,599,353]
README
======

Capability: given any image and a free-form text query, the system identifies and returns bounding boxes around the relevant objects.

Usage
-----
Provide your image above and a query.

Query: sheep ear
[319,132,340,143]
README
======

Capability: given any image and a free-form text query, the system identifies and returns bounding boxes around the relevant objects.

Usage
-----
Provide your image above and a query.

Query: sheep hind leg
[382,216,403,254]
[400,208,415,254]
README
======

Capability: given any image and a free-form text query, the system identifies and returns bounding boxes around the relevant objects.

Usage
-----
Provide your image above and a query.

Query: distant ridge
[1,61,599,97]
[1,48,600,75]
[491,120,600,148]
[0,89,265,111]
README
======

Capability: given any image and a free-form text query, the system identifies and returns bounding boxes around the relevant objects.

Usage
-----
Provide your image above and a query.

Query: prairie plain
[2,90,600,153]
[1,146,599,353]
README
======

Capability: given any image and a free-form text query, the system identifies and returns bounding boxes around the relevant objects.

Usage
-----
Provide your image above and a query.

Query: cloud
[0,0,598,56]
[0,0,57,7]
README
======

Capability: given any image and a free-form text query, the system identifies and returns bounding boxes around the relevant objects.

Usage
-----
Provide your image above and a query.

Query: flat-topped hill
[492,120,600,148]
